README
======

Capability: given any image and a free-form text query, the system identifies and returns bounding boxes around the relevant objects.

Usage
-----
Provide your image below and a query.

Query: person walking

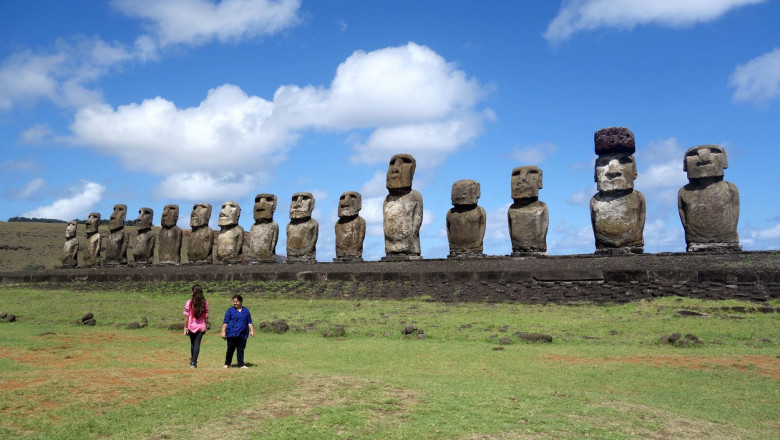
[183,285,209,368]
[221,294,254,369]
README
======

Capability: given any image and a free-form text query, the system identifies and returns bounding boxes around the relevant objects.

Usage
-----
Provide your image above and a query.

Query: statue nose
[697,149,711,163]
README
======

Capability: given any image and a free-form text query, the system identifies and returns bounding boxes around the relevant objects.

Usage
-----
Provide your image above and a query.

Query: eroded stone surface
[447,180,485,258]
[216,201,244,263]
[335,191,365,262]
[132,207,155,265]
[383,154,423,260]
[248,194,278,263]
[105,204,129,265]
[678,145,741,252]
[508,166,548,255]
[84,212,101,267]
[590,127,645,254]
[158,204,182,265]
[62,220,78,267]
[188,203,213,263]
[286,192,318,263]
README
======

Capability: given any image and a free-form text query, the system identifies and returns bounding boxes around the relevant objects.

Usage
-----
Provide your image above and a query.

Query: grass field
[0,286,778,439]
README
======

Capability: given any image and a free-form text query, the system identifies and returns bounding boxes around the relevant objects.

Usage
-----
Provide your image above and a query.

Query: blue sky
[1,0,778,261]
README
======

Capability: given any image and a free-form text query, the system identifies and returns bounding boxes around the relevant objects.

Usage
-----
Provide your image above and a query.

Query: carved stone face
[386,154,416,191]
[511,166,543,199]
[451,180,480,206]
[595,153,637,192]
[290,192,314,219]
[65,221,77,239]
[684,145,727,180]
[254,194,277,222]
[218,201,241,227]
[136,207,153,230]
[338,192,362,217]
[190,203,212,228]
[162,205,179,227]
[109,204,127,230]
[86,212,100,233]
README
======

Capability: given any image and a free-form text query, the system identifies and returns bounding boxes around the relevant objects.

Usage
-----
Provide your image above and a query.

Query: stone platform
[2,252,778,304]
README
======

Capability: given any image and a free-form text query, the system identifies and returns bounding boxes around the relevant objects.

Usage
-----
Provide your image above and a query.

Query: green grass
[0,287,778,439]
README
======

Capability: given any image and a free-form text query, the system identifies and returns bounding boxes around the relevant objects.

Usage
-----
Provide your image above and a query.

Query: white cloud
[0,160,41,173]
[544,0,767,44]
[153,171,259,200]
[0,36,149,110]
[567,190,589,205]
[729,47,780,105]
[510,142,558,164]
[71,42,490,200]
[22,181,105,220]
[485,203,510,241]
[19,124,54,145]
[112,0,302,47]
[15,178,46,199]
[637,137,687,189]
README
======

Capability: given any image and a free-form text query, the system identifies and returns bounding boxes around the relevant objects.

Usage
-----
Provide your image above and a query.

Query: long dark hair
[191,285,206,318]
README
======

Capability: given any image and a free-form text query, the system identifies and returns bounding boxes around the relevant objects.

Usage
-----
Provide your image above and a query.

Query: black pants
[188,331,204,366]
[225,336,247,367]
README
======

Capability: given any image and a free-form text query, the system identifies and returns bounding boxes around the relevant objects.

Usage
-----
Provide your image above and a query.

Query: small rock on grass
[676,310,708,317]
[515,332,553,343]
[322,325,346,338]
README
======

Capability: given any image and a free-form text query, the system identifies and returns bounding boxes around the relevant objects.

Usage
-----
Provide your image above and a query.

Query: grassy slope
[0,288,777,439]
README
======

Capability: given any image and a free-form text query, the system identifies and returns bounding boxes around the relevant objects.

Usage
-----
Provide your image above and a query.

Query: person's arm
[247,309,254,337]
[183,301,190,335]
[248,323,255,337]
[221,308,229,339]
[221,323,227,339]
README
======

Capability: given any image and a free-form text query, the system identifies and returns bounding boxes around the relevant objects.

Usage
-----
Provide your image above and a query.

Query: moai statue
[158,204,182,265]
[132,207,155,265]
[382,154,423,260]
[286,192,318,263]
[446,180,486,258]
[216,201,244,264]
[188,203,213,264]
[678,145,741,252]
[84,212,101,267]
[62,220,78,267]
[590,127,645,255]
[104,204,129,265]
[508,166,548,256]
[247,194,279,263]
[334,191,366,262]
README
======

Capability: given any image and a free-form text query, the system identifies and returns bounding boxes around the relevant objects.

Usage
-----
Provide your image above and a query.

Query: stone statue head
[451,180,480,206]
[684,145,727,180]
[162,204,179,228]
[386,154,416,191]
[290,192,314,220]
[190,203,212,228]
[594,153,637,192]
[136,207,153,230]
[511,166,543,200]
[108,204,127,230]
[65,220,77,239]
[253,193,277,222]
[338,191,362,217]
[86,212,101,234]
[218,201,241,227]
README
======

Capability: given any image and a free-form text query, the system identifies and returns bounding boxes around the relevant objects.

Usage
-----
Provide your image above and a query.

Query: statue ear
[632,161,638,180]
[722,147,728,169]
[538,171,543,189]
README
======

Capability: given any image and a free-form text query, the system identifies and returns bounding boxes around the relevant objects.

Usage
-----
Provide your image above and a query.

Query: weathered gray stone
[508,166,548,256]
[335,191,365,262]
[62,220,78,268]
[216,201,244,264]
[286,192,318,263]
[104,204,129,265]
[158,204,182,265]
[188,203,213,264]
[590,127,645,254]
[446,180,485,258]
[84,212,101,267]
[383,154,423,260]
[132,207,155,265]
[248,194,278,263]
[678,145,741,252]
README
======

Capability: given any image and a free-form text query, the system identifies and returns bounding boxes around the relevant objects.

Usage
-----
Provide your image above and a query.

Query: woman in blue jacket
[221,294,255,368]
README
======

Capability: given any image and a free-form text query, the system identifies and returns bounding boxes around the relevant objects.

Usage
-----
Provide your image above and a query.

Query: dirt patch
[543,354,780,380]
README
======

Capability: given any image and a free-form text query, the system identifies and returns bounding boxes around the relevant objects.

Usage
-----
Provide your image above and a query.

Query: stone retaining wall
[3,252,778,304]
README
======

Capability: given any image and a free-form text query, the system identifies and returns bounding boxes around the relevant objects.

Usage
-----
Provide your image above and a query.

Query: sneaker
[239,365,248,369]
[223,365,229,369]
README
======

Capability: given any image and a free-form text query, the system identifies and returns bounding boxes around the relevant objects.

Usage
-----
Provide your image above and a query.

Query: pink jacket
[183,299,209,332]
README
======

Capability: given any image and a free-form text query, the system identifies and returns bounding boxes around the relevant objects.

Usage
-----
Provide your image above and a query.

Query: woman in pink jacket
[183,285,209,368]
